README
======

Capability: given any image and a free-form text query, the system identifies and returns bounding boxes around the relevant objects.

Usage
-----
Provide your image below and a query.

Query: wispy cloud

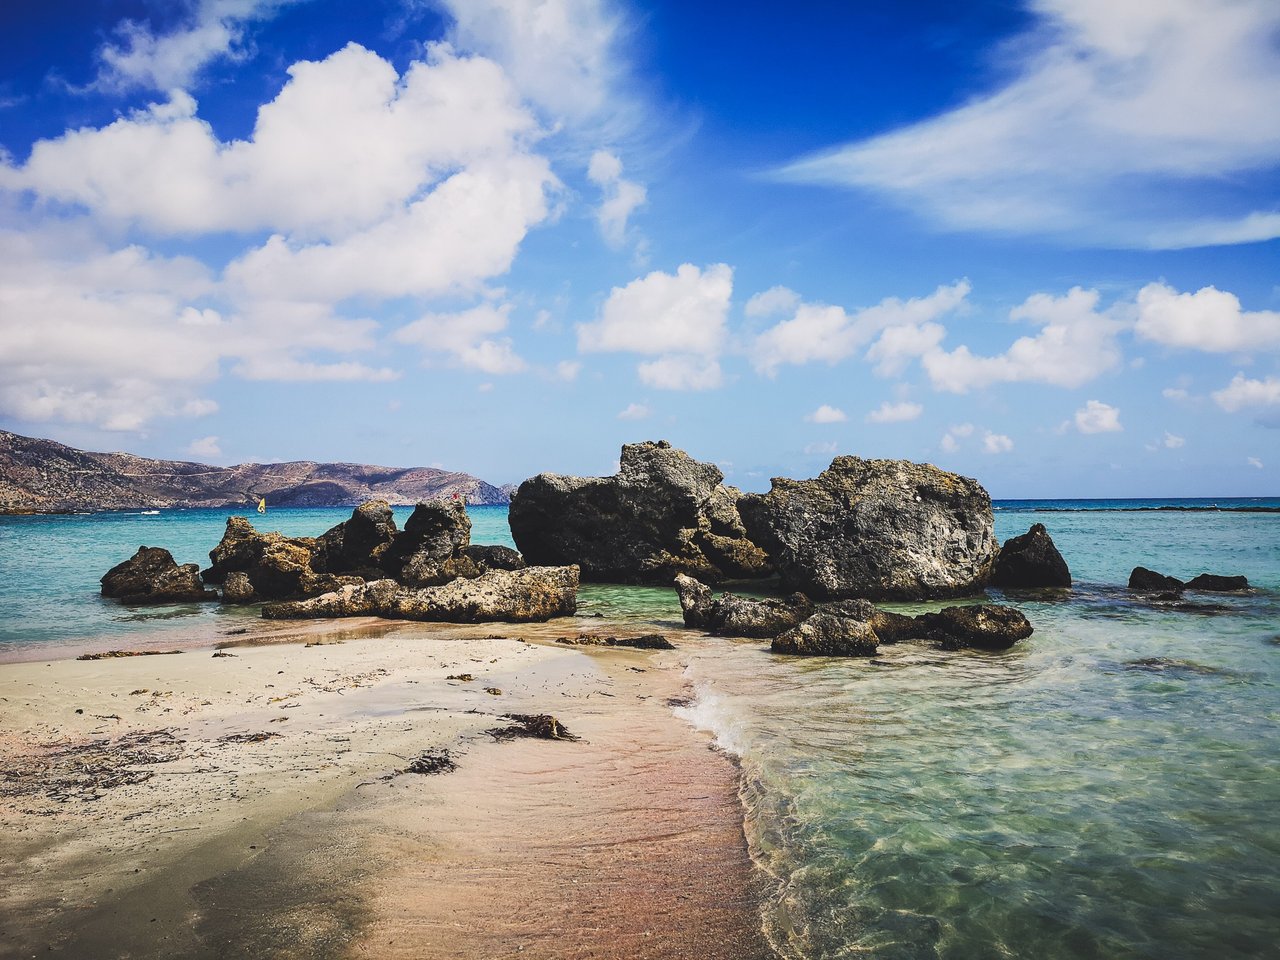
[778,0,1280,248]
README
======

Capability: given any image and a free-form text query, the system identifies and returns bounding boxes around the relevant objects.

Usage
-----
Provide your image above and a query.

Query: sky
[0,0,1277,497]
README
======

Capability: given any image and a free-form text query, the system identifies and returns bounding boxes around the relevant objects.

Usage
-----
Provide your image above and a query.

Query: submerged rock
[1128,567,1186,592]
[101,546,216,604]
[991,523,1071,588]
[1184,573,1249,592]
[771,612,878,657]
[674,573,812,638]
[261,565,579,624]
[915,604,1034,651]
[509,441,770,584]
[738,456,998,601]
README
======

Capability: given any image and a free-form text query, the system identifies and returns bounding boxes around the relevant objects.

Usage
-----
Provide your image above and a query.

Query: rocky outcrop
[313,500,398,574]
[381,499,479,586]
[1185,573,1249,592]
[674,573,812,638]
[202,517,337,601]
[1128,567,1186,592]
[991,523,1071,588]
[464,544,526,571]
[262,566,579,624]
[739,457,998,601]
[509,441,769,584]
[101,547,216,604]
[914,604,1034,651]
[772,612,878,657]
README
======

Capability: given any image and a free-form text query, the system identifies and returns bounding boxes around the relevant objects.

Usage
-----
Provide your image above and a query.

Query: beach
[0,618,770,959]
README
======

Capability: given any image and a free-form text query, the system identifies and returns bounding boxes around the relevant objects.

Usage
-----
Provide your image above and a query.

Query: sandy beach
[0,617,771,959]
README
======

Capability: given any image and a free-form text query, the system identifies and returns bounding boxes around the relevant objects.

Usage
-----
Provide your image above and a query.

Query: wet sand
[0,617,772,959]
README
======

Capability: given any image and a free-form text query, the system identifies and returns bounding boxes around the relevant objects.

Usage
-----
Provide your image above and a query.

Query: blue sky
[1,0,1277,496]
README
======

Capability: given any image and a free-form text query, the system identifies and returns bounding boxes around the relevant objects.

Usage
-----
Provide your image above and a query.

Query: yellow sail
[257,497,267,514]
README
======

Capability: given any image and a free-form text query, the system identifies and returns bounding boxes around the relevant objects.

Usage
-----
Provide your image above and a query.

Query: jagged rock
[772,613,879,657]
[382,498,479,586]
[101,547,216,604]
[313,500,398,574]
[203,516,359,600]
[991,523,1071,588]
[915,604,1033,651]
[262,566,579,624]
[221,572,255,604]
[509,441,770,584]
[674,573,812,637]
[1184,573,1249,592]
[464,544,526,571]
[739,456,998,601]
[866,609,918,644]
[1128,567,1185,592]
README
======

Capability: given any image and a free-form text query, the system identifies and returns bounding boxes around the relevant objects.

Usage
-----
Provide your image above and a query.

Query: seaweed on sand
[487,714,579,742]
[0,729,184,804]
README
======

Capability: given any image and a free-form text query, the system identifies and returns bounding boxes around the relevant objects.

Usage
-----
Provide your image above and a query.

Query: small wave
[671,683,749,758]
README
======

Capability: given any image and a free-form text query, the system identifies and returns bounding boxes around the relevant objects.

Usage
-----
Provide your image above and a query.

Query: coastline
[0,618,772,959]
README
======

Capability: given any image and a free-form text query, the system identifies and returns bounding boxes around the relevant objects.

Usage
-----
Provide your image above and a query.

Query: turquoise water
[2,500,1278,958]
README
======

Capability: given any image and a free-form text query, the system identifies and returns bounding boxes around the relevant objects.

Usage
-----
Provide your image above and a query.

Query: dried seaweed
[487,714,579,742]
[556,633,675,650]
[218,731,282,744]
[76,649,184,661]
[0,729,184,804]
[403,749,458,775]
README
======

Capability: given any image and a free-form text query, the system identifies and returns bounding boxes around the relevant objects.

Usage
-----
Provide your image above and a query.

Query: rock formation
[991,523,1071,588]
[262,566,579,623]
[381,499,479,586]
[509,441,770,584]
[100,547,217,604]
[1184,573,1250,592]
[674,573,812,638]
[771,612,879,657]
[1128,567,1186,592]
[914,604,1034,651]
[313,500,399,575]
[739,456,998,600]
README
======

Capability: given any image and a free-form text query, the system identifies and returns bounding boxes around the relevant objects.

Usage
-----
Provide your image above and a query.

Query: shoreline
[0,617,773,959]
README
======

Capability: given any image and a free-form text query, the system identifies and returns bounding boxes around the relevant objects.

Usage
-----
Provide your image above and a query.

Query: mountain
[0,430,510,514]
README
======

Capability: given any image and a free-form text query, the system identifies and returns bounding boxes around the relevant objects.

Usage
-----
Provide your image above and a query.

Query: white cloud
[637,355,723,391]
[587,150,645,247]
[939,422,974,453]
[1074,400,1123,434]
[92,0,303,93]
[186,435,223,459]
[744,285,801,319]
[866,401,923,424]
[1163,432,1186,449]
[1135,282,1280,352]
[554,360,581,381]
[580,263,731,356]
[982,431,1014,454]
[1248,456,1264,469]
[437,0,627,125]
[1212,373,1280,411]
[780,1,1280,248]
[922,287,1124,393]
[805,404,847,424]
[804,441,838,456]
[395,303,527,375]
[617,402,649,420]
[752,280,969,376]
[940,433,960,453]
[1162,387,1191,401]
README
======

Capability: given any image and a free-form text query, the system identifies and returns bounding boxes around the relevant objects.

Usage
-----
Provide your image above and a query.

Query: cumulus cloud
[395,303,527,375]
[92,0,304,93]
[579,263,731,390]
[744,285,802,319]
[1212,373,1280,411]
[922,287,1124,393]
[554,360,581,381]
[1135,282,1280,352]
[186,435,223,459]
[587,150,646,247]
[617,402,649,420]
[939,423,974,453]
[752,280,969,376]
[1074,400,1123,434]
[866,401,923,424]
[1163,432,1186,449]
[805,404,847,424]
[780,0,1280,248]
[982,431,1014,454]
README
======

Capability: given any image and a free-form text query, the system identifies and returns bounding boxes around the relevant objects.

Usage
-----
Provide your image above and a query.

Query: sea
[2,498,1278,959]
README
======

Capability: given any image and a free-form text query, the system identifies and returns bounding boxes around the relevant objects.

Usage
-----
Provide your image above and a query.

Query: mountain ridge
[0,429,510,514]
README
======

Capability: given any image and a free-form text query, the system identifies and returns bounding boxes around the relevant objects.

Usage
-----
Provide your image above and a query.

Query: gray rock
[382,498,477,586]
[991,523,1071,588]
[262,566,579,624]
[739,456,998,600]
[1128,566,1185,591]
[673,573,811,638]
[509,441,770,584]
[915,604,1034,651]
[221,571,255,604]
[101,546,216,604]
[203,515,361,601]
[772,612,878,657]
[464,544,527,571]
[313,500,398,574]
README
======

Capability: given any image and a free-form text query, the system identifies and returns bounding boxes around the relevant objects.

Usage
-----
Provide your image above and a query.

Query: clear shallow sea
[2,499,1278,958]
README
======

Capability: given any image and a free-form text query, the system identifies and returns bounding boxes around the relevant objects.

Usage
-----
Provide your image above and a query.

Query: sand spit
[0,621,770,959]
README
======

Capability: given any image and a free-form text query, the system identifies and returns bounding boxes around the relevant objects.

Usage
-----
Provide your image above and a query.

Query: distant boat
[140,510,160,515]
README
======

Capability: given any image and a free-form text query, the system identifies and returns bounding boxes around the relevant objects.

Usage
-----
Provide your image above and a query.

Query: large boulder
[991,523,1071,588]
[381,498,479,586]
[739,457,998,600]
[1184,573,1249,592]
[202,516,352,601]
[771,612,879,657]
[509,441,770,584]
[1128,567,1185,592]
[101,547,217,604]
[915,604,1033,651]
[674,573,812,638]
[262,565,579,624]
[313,500,398,574]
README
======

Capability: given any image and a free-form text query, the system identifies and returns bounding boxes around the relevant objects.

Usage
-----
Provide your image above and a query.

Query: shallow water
[2,500,1278,958]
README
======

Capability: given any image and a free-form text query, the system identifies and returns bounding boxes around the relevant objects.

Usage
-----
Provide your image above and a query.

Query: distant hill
[0,430,510,514]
